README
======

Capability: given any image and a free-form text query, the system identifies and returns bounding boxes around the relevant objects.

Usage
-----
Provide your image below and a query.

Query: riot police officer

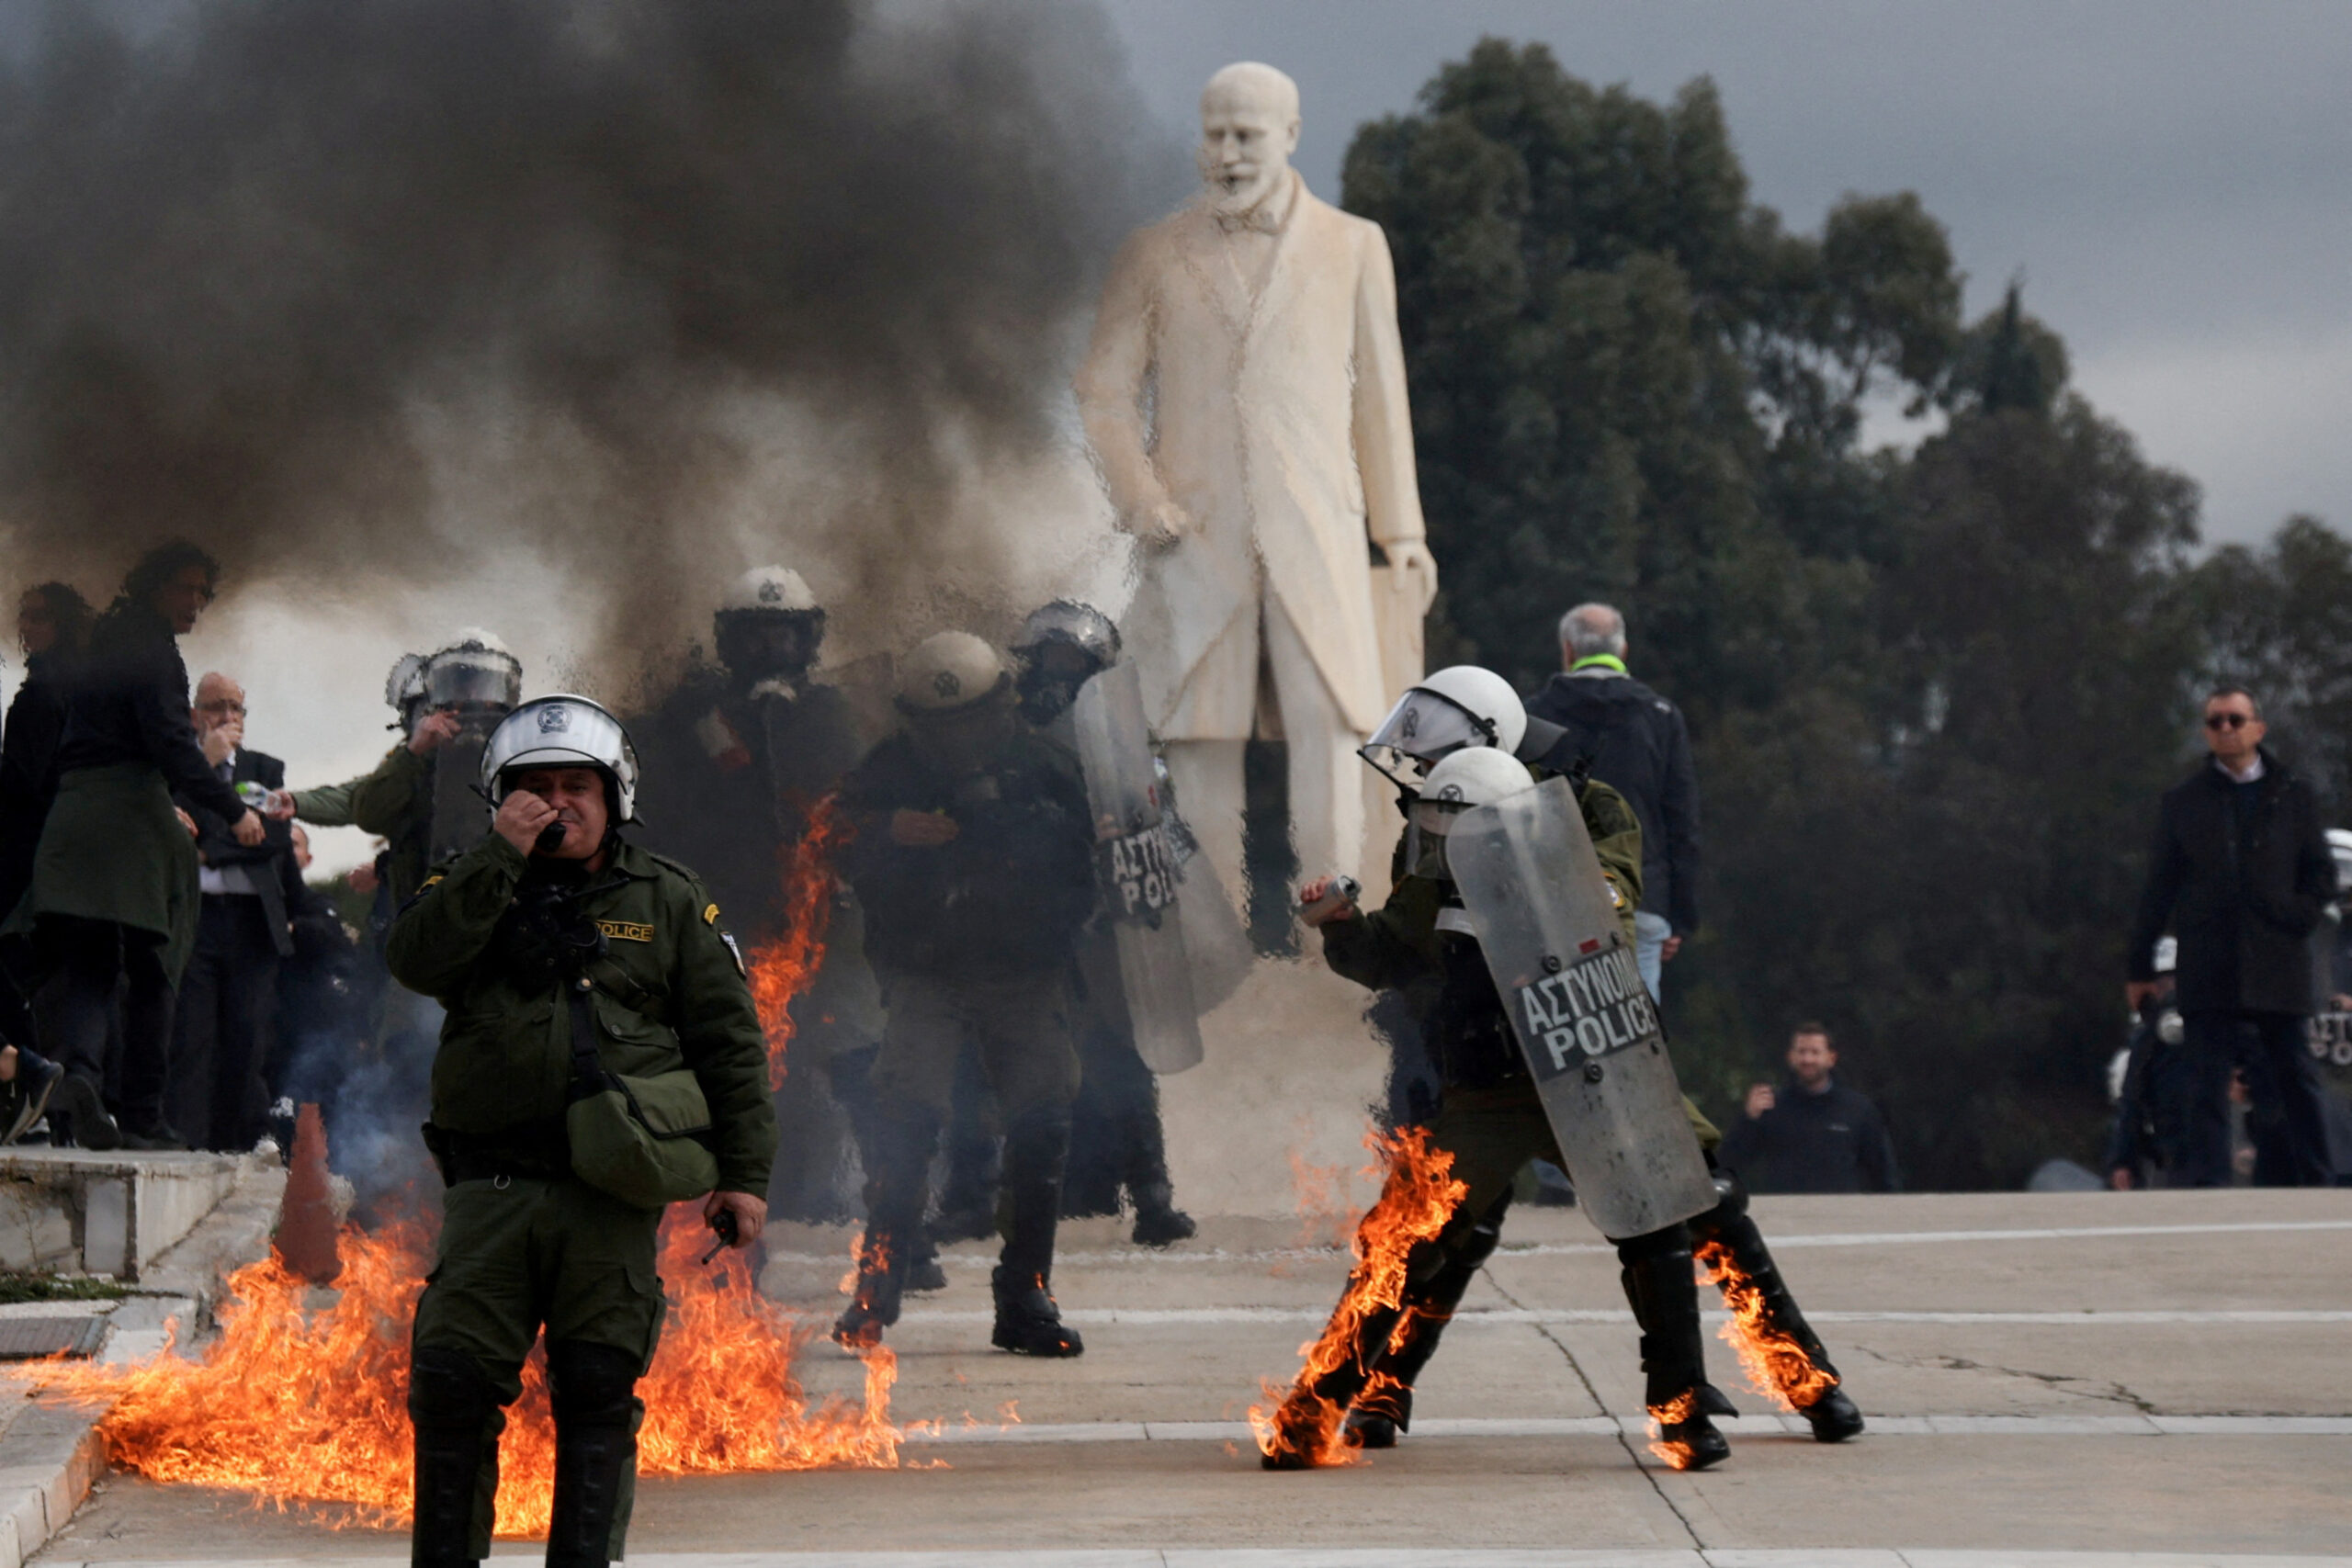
[1346,669,1864,1450]
[1010,602,1195,1243]
[389,695,774,1568]
[629,567,878,1225]
[1271,747,1732,1469]
[832,633,1096,1356]
[276,631,520,906]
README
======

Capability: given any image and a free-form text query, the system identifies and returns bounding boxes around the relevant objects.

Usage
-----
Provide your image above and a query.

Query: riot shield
[428,725,493,864]
[1069,660,1204,1075]
[1448,775,1716,1239]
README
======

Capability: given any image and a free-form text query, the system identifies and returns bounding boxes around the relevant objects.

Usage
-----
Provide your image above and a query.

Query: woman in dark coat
[10,544,263,1149]
[0,582,94,925]
[0,583,93,1138]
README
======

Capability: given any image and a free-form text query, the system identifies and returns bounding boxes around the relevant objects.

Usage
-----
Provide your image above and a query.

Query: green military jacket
[386,833,777,1195]
[295,743,434,903]
[1325,776,1720,1147]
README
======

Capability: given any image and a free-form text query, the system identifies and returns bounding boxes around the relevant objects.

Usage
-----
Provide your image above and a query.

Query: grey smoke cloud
[0,0,1163,650]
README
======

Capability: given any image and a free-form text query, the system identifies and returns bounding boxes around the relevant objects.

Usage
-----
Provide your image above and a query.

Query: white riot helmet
[896,631,1011,716]
[720,566,818,615]
[1405,747,1534,881]
[422,628,522,716]
[1362,666,1528,788]
[481,694,640,823]
[384,652,428,714]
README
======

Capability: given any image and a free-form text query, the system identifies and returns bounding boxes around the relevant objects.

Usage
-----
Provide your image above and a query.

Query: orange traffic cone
[274,1102,342,1286]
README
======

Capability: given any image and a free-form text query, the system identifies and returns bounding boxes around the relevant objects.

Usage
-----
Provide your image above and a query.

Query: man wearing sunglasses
[2128,685,2337,1186]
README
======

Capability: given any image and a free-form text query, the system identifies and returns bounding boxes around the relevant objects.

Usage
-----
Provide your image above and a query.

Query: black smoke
[0,0,1162,645]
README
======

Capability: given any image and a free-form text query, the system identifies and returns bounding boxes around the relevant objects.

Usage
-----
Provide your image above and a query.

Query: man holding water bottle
[169,671,314,1150]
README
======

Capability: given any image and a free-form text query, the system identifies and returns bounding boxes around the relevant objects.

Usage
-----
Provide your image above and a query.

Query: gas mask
[910,691,1018,777]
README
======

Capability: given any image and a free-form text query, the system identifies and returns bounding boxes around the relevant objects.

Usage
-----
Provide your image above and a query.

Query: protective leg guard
[1343,1190,1511,1448]
[993,1106,1081,1356]
[836,1108,937,1348]
[1690,1178,1862,1441]
[545,1340,642,1568]
[407,1346,500,1568]
[1618,1225,1728,1472]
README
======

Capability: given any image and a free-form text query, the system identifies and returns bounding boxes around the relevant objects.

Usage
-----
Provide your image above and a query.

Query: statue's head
[1198,62,1300,216]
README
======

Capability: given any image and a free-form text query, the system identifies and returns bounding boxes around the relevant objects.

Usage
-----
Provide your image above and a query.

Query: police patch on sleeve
[719,930,746,976]
[703,902,720,926]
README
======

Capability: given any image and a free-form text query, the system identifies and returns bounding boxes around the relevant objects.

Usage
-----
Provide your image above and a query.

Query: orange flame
[745,793,851,1090]
[1645,1388,1699,1469]
[1694,1240,1837,1412]
[19,1212,905,1538]
[1250,1125,1465,1468]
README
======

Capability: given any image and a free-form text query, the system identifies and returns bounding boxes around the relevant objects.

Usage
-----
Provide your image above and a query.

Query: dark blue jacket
[1525,671,1702,934]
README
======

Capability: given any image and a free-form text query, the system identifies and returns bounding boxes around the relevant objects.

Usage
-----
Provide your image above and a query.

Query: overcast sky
[5,2,2346,875]
[1101,0,2352,549]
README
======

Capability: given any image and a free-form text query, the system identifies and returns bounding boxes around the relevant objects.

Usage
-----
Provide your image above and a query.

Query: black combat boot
[1619,1227,1729,1472]
[1129,1180,1196,1247]
[544,1341,641,1568]
[1690,1175,1864,1443]
[1114,1071,1194,1246]
[1343,1190,1511,1450]
[992,1105,1082,1356]
[905,1231,950,1294]
[408,1346,500,1568]
[990,1263,1083,1356]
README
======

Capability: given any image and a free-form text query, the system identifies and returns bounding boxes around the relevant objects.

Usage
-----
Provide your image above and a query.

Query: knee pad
[1688,1168,1748,1245]
[1003,1105,1073,1181]
[1612,1221,1693,1267]
[547,1340,641,1429]
[408,1346,499,1429]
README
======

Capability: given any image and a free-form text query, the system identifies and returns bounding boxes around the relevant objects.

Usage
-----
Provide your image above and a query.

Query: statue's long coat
[1075,176,1426,739]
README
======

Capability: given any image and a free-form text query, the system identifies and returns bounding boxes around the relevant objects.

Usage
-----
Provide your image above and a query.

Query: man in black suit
[2129,684,2338,1187]
[170,671,309,1151]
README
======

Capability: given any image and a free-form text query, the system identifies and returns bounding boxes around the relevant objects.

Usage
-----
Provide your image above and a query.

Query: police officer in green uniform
[1314,670,1863,1456]
[389,694,775,1568]
[276,632,520,908]
[1263,745,1742,1469]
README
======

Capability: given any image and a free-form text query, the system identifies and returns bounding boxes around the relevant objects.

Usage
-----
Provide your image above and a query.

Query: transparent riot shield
[1448,775,1715,1239]
[428,726,493,864]
[1069,660,1204,1075]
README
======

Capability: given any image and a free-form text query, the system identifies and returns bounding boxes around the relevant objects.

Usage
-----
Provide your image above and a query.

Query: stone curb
[0,1156,286,1566]
[0,1391,108,1568]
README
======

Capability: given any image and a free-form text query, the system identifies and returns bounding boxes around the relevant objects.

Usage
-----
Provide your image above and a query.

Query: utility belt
[421,1119,571,1186]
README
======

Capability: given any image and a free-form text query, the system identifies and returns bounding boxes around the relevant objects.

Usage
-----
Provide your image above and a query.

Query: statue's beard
[1201,154,1281,217]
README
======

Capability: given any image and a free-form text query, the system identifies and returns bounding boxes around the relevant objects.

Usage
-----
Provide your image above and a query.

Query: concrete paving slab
[27,1191,2352,1564]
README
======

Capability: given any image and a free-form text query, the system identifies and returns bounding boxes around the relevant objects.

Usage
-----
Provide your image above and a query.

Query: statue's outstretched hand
[1386,541,1440,613]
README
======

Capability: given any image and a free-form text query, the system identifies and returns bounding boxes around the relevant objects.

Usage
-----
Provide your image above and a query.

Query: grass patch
[0,1272,130,1303]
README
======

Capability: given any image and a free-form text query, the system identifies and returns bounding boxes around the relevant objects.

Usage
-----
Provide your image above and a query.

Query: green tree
[1345,39,2227,1187]
[2193,516,2352,814]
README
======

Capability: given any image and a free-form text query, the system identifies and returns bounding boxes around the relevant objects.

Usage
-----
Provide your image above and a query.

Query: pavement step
[24,1549,2352,1566]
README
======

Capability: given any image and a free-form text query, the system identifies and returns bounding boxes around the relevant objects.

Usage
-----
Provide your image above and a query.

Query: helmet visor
[424,651,522,712]
[1360,687,1499,786]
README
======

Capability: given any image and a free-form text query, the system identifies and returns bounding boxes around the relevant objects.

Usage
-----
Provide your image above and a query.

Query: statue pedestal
[1159,956,1388,1221]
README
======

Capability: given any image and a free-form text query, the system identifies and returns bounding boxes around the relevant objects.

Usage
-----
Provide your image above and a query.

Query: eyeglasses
[197,700,246,716]
[2203,712,2251,730]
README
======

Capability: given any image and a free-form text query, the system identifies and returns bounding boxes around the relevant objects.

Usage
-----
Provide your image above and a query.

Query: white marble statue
[1076,61,1435,904]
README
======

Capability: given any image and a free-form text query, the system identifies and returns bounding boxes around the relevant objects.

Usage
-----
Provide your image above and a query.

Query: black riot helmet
[1011,600,1121,726]
[714,566,826,691]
